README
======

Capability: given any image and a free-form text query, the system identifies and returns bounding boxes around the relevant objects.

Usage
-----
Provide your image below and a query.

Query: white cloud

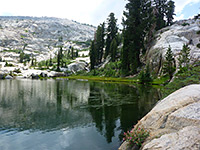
[174,14,184,20]
[174,0,200,15]
[0,0,199,25]
[0,0,126,26]
[0,0,104,25]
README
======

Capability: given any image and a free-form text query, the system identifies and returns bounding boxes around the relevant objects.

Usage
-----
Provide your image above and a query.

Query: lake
[0,79,161,150]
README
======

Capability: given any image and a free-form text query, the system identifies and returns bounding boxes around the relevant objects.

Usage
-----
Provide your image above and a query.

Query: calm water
[0,79,160,150]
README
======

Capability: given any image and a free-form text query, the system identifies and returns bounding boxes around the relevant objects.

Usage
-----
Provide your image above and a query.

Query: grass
[3,49,21,53]
[61,75,138,84]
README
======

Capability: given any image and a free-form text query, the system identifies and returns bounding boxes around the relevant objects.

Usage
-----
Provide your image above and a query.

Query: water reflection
[0,79,160,150]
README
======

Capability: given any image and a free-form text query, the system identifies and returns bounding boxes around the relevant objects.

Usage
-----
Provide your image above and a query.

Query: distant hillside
[0,16,95,62]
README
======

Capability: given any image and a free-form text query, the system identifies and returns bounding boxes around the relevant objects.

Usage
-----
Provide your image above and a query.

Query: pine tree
[154,0,167,30]
[90,40,96,70]
[57,46,63,71]
[71,47,74,59]
[110,38,117,62]
[163,46,175,79]
[122,0,154,74]
[166,0,175,26]
[19,52,24,63]
[178,44,190,71]
[95,23,105,64]
[105,13,118,58]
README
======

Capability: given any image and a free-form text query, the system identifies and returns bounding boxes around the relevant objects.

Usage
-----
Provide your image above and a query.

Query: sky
[0,0,200,26]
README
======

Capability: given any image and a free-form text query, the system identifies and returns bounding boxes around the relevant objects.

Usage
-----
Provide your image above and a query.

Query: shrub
[197,43,200,49]
[196,30,200,34]
[13,68,21,73]
[5,62,14,67]
[123,126,149,147]
[181,23,190,26]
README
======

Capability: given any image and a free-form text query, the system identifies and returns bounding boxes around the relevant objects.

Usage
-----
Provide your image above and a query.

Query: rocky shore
[119,84,200,150]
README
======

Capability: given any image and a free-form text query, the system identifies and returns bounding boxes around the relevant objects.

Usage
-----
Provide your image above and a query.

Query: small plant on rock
[123,125,149,148]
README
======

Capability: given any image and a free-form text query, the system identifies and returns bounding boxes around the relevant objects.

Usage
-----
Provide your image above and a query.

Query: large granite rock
[119,84,200,150]
[146,18,200,74]
[67,61,89,73]
[0,16,95,63]
[143,126,200,150]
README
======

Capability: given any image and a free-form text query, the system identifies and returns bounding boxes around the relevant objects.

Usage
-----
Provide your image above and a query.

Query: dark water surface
[0,79,161,150]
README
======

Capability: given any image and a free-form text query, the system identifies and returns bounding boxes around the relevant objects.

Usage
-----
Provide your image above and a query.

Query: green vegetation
[90,22,105,69]
[61,75,138,84]
[123,126,149,147]
[139,64,153,84]
[197,43,200,48]
[3,49,21,53]
[196,30,200,34]
[163,46,176,79]
[122,0,154,74]
[71,40,92,48]
[5,61,15,67]
[161,63,200,98]
[178,44,190,72]
[105,13,118,59]
[181,22,190,26]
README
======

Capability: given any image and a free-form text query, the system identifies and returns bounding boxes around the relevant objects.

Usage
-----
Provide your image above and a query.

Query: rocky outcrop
[147,18,200,74]
[119,84,200,150]
[0,16,95,63]
[67,61,89,73]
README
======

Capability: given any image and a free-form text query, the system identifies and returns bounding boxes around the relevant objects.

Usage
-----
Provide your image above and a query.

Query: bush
[123,125,149,147]
[197,43,200,48]
[13,68,21,73]
[5,62,14,67]
[196,30,200,34]
[181,23,190,26]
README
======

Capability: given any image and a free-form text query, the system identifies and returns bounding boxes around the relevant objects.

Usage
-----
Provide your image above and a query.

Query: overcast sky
[0,0,200,26]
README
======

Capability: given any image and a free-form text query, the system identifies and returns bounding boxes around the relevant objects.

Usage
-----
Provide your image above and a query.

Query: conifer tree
[178,44,191,71]
[163,46,175,79]
[90,40,96,70]
[57,46,63,71]
[122,0,154,74]
[71,47,74,59]
[166,0,175,26]
[95,23,105,64]
[57,50,61,71]
[154,0,167,30]
[105,13,118,58]
[110,38,117,62]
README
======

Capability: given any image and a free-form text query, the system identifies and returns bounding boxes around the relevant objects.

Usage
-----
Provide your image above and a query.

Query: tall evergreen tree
[95,23,105,64]
[105,13,118,58]
[110,38,117,62]
[57,49,61,71]
[154,0,167,30]
[122,0,154,74]
[57,46,63,71]
[166,0,175,26]
[90,40,96,70]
